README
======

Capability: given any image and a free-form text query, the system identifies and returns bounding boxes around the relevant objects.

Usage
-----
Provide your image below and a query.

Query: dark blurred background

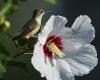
[0,0,100,80]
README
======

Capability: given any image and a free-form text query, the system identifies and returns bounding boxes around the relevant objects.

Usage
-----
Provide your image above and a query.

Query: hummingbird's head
[33,8,45,18]
[33,8,45,24]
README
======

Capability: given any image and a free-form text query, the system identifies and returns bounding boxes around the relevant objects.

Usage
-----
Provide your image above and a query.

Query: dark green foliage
[0,43,11,79]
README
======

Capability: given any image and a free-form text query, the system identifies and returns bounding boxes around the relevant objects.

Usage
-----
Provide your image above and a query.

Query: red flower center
[43,36,63,58]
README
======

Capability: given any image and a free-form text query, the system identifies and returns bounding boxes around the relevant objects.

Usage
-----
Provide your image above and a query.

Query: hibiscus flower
[31,15,98,80]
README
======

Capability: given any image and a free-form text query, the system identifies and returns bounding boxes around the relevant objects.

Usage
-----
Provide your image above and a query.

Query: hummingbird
[12,8,45,40]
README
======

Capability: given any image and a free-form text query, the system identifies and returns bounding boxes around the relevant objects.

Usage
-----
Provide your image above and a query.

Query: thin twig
[13,49,32,58]
[24,53,33,54]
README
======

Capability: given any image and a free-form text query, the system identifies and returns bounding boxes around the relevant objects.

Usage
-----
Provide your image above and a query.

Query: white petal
[45,58,61,80]
[31,42,47,76]
[38,15,55,45]
[49,15,95,44]
[62,39,97,76]
[56,59,75,80]
[71,15,95,43]
[38,15,68,45]
[52,15,67,30]
[71,15,91,32]
[31,42,61,80]
[49,15,68,36]
[60,15,97,76]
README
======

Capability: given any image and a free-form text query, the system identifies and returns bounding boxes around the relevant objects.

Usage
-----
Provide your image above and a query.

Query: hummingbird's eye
[41,11,43,13]
[41,10,44,13]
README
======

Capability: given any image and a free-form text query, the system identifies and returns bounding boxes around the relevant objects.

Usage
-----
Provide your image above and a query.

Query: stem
[0,0,12,16]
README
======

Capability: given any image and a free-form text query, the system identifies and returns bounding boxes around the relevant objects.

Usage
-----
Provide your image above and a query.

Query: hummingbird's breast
[25,20,41,39]
[35,16,43,25]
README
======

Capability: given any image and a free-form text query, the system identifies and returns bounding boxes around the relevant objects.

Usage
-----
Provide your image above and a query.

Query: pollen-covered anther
[43,36,64,58]
[47,42,65,57]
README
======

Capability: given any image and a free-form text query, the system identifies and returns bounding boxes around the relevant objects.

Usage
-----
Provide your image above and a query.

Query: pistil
[43,36,64,58]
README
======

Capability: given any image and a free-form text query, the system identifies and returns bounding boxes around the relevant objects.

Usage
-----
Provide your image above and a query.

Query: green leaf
[0,61,6,79]
[7,60,28,72]
[28,37,38,49]
[0,42,11,79]
[0,43,10,56]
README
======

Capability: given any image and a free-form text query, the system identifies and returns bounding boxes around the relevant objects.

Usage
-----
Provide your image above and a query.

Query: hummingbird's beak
[45,10,56,13]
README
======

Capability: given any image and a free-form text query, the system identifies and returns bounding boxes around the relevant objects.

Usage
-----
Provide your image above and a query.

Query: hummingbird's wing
[12,20,35,40]
[22,19,33,30]
[20,23,35,37]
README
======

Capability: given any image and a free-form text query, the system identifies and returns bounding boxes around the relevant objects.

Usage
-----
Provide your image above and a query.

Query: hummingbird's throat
[43,36,64,58]
[35,13,44,24]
